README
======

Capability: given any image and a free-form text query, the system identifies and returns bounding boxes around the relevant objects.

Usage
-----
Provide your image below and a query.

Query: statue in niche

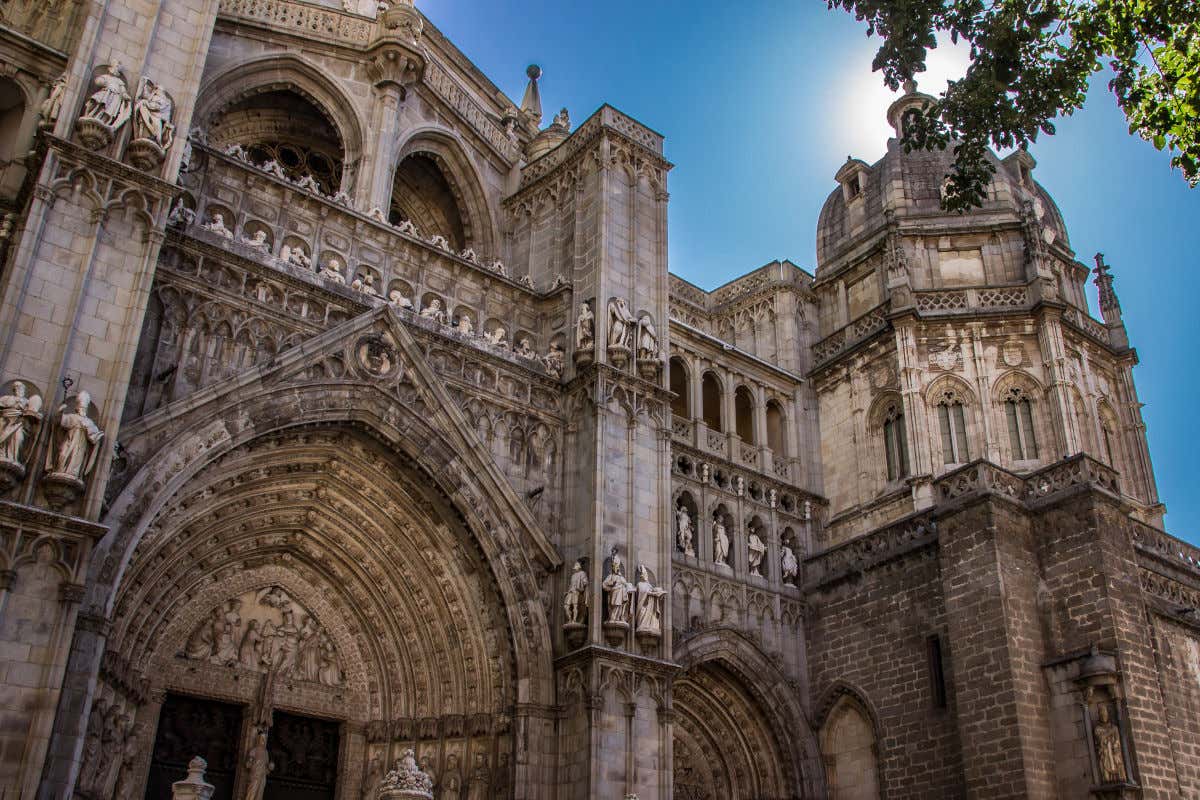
[441,753,462,800]
[39,74,66,128]
[395,218,417,235]
[747,525,766,577]
[390,289,414,310]
[213,598,242,664]
[362,751,383,800]
[1094,705,1125,783]
[244,728,274,800]
[607,297,636,351]
[167,200,195,227]
[467,753,489,800]
[713,515,730,566]
[634,565,666,636]
[563,560,588,626]
[419,755,437,791]
[487,326,508,349]
[319,257,346,284]
[493,753,511,798]
[282,243,312,269]
[203,212,234,239]
[457,314,474,336]
[636,314,659,361]
[0,381,42,467]
[575,302,594,350]
[100,715,137,799]
[45,391,103,481]
[420,298,446,324]
[542,342,564,378]
[263,604,300,675]
[781,542,799,585]
[184,606,217,659]
[735,476,745,497]
[241,229,269,251]
[676,504,695,556]
[602,550,634,624]
[459,248,479,263]
[429,234,450,250]
[80,63,131,129]
[515,337,536,359]
[351,273,378,296]
[132,76,175,149]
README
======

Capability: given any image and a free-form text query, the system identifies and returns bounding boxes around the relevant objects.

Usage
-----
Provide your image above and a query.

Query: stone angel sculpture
[132,76,175,150]
[0,381,43,471]
[676,504,695,557]
[575,302,594,350]
[607,297,636,350]
[713,516,730,566]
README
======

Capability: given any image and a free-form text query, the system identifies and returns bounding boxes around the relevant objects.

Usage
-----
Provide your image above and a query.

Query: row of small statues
[573,298,661,363]
[676,505,800,583]
[562,552,667,638]
[0,382,105,500]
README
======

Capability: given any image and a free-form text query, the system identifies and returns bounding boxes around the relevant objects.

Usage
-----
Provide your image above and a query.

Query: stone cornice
[0,499,108,541]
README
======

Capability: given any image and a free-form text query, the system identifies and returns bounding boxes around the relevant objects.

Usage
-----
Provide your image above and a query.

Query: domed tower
[809,82,1161,544]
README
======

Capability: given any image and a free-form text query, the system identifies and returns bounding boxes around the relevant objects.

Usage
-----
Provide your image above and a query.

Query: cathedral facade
[0,1,1198,799]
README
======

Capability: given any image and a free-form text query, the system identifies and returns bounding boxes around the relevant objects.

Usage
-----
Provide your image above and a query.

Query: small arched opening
[669,356,690,419]
[389,153,466,251]
[735,385,755,443]
[766,399,786,455]
[701,372,723,432]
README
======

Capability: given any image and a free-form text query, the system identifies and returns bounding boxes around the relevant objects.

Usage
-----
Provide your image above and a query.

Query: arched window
[821,695,881,800]
[934,388,969,465]
[669,356,689,418]
[702,372,723,432]
[389,153,466,250]
[0,78,26,166]
[882,401,908,482]
[1099,403,1121,470]
[734,386,755,443]
[766,400,786,455]
[1003,386,1038,462]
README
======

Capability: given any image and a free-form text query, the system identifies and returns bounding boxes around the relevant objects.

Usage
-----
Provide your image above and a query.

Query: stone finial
[171,756,214,800]
[378,748,434,798]
[520,64,543,125]
[1092,252,1123,323]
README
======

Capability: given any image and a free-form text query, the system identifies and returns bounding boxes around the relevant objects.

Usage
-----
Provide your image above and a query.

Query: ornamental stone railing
[912,285,1031,314]
[934,454,1121,507]
[672,417,693,442]
[803,512,937,589]
[1130,520,1200,578]
[812,302,888,367]
[217,0,375,46]
[422,59,521,162]
[1062,306,1112,343]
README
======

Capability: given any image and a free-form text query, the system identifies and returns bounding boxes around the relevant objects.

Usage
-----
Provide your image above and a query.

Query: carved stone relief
[180,586,344,687]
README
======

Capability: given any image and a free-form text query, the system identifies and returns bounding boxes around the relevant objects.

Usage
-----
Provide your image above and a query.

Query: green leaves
[828,0,1200,207]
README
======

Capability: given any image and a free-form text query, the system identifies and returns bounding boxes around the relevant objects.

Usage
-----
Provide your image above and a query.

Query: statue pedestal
[636,357,661,380]
[573,348,594,368]
[563,622,587,650]
[126,137,166,171]
[634,627,661,652]
[75,118,116,151]
[607,345,631,369]
[602,620,629,647]
[41,472,84,508]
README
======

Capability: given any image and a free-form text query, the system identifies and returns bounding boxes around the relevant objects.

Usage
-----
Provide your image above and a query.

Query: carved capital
[364,43,424,90]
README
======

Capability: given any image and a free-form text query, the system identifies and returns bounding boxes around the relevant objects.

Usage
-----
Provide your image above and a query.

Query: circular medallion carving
[356,335,398,378]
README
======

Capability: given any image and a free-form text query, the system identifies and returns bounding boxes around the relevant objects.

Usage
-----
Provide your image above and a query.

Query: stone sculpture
[781,543,798,585]
[362,751,383,800]
[490,260,508,277]
[0,381,42,486]
[466,754,489,800]
[319,257,346,284]
[293,174,321,193]
[260,159,288,180]
[487,326,508,349]
[241,229,269,251]
[676,505,695,557]
[368,207,388,223]
[128,76,174,169]
[395,219,417,235]
[43,391,104,504]
[602,550,633,625]
[420,298,446,324]
[390,290,414,310]
[39,74,66,128]
[224,142,248,161]
[244,729,273,800]
[379,748,434,799]
[352,273,378,296]
[713,516,730,566]
[1094,705,1125,784]
[429,234,450,250]
[282,243,312,269]
[563,560,588,626]
[636,313,659,361]
[515,338,536,360]
[459,248,479,263]
[542,342,564,378]
[574,302,594,365]
[634,565,666,638]
[552,107,570,130]
[203,212,234,239]
[441,753,462,800]
[78,698,108,795]
[607,297,636,364]
[77,63,131,148]
[456,314,474,336]
[167,200,195,227]
[518,274,535,289]
[747,526,766,577]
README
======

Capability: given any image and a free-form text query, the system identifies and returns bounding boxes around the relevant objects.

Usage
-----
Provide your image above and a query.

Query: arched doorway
[90,427,519,800]
[819,694,880,800]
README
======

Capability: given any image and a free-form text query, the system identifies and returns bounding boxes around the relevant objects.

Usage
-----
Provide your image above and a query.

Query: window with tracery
[935,389,970,465]
[1003,386,1038,461]
[244,140,342,195]
[882,402,909,482]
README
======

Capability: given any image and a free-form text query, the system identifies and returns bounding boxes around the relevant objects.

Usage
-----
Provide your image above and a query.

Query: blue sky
[428,0,1200,544]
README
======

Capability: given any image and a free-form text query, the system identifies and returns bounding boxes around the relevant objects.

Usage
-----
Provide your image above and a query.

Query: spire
[520,64,542,126]
[1092,252,1123,323]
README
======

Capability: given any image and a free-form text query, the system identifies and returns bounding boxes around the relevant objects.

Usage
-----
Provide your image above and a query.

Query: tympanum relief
[180,586,344,687]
